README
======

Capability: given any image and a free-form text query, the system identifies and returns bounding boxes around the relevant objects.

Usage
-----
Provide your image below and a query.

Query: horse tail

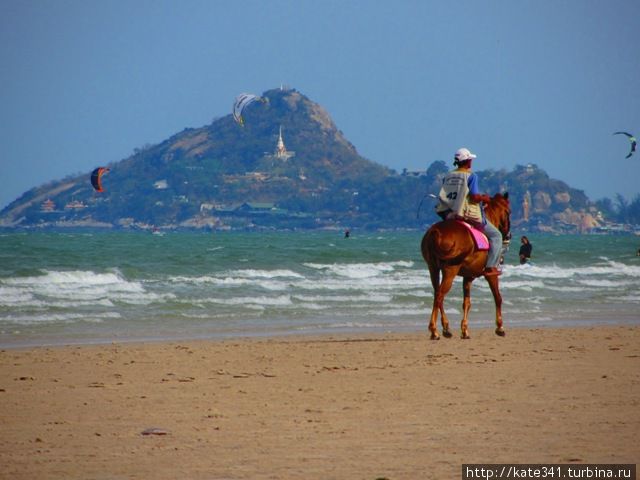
[423,225,458,262]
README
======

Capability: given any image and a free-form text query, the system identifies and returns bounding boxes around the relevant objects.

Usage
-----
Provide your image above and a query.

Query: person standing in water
[519,236,533,264]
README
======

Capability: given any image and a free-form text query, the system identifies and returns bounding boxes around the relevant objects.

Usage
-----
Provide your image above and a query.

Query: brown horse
[421,193,511,340]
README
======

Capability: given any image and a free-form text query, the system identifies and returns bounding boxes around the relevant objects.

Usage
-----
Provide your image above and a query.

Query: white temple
[274,126,295,161]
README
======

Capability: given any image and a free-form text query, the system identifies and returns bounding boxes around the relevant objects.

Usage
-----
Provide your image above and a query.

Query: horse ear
[503,192,509,200]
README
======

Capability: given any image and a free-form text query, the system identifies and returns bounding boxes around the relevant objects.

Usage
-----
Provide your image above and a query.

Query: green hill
[0,87,602,232]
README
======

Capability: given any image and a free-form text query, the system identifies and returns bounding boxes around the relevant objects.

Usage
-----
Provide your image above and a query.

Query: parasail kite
[90,167,109,192]
[232,93,266,126]
[613,131,637,159]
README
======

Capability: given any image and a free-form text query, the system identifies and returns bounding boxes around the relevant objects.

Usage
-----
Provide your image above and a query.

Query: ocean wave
[375,308,429,316]
[1,270,174,306]
[292,293,394,303]
[1,311,122,325]
[198,295,293,307]
[615,294,640,302]
[294,303,329,311]
[167,263,426,295]
[10,269,106,282]
[605,261,640,276]
[501,280,546,290]
[230,269,304,279]
[577,278,635,288]
[507,316,555,324]
[167,275,290,291]
[293,274,426,292]
[551,285,592,292]
[4,269,144,291]
[304,260,414,279]
[0,288,37,306]
[506,261,640,280]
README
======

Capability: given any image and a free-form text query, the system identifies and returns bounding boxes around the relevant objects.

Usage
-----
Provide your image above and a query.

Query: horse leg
[427,265,454,340]
[485,276,505,336]
[433,268,456,339]
[439,303,453,339]
[427,265,443,339]
[461,277,474,339]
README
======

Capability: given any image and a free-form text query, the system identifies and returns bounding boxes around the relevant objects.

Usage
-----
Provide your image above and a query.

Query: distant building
[246,172,270,181]
[65,200,86,210]
[41,199,56,212]
[401,168,426,177]
[237,202,276,212]
[200,203,219,213]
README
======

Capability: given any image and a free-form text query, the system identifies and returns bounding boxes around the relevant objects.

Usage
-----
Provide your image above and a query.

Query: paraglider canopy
[613,131,637,159]
[91,167,109,192]
[232,93,266,126]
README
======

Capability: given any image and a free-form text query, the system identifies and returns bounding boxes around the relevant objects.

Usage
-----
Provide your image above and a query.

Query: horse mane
[485,193,510,227]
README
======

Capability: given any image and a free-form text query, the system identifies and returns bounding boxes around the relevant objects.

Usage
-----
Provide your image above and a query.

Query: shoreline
[1,325,639,479]
[1,317,639,350]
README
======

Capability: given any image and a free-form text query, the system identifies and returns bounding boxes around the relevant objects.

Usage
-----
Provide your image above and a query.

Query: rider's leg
[483,220,503,269]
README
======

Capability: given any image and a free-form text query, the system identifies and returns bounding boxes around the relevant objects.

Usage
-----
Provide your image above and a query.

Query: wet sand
[1,325,639,479]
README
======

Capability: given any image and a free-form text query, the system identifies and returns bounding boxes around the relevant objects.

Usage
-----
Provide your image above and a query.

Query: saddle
[455,220,489,251]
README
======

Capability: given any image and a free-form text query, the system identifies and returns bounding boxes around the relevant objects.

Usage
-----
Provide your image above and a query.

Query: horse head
[486,192,512,244]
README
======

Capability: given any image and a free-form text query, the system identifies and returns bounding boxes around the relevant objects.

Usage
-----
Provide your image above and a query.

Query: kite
[90,167,109,192]
[232,93,266,126]
[613,131,637,159]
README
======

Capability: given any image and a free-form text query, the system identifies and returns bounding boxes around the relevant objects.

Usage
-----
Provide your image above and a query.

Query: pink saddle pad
[456,220,489,250]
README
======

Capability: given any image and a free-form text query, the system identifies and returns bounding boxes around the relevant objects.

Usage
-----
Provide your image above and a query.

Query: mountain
[0,87,603,232]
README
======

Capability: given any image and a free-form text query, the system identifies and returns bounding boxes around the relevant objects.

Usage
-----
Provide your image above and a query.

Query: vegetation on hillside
[1,87,633,231]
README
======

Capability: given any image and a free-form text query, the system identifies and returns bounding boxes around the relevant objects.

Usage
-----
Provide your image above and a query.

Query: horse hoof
[461,333,471,340]
[430,333,440,341]
[443,330,453,339]
[495,328,506,337]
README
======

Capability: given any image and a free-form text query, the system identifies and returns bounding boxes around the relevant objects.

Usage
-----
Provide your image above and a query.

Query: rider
[435,147,504,276]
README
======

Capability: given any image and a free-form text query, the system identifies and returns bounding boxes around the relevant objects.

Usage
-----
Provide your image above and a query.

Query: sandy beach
[1,325,638,479]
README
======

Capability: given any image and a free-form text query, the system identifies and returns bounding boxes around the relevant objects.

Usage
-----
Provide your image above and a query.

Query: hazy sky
[1,0,639,210]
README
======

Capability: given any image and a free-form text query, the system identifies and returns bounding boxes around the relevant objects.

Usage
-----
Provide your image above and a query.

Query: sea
[1,230,639,347]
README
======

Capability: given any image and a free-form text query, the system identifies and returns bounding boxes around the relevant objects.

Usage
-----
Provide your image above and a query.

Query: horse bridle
[501,209,512,255]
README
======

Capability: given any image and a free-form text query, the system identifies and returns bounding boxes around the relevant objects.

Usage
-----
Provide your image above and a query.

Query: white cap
[454,148,476,162]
